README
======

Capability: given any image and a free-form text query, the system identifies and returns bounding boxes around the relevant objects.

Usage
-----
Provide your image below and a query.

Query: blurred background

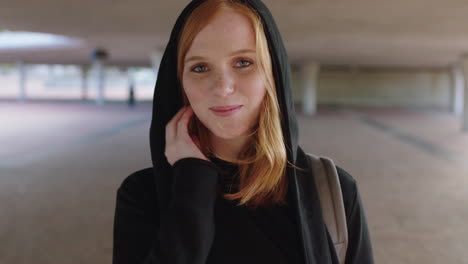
[1,0,468,263]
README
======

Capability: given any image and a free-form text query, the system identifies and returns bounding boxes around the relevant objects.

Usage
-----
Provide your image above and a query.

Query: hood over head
[149,1,337,263]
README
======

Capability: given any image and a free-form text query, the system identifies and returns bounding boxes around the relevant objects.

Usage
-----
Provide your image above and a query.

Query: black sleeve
[112,158,219,264]
[336,166,375,264]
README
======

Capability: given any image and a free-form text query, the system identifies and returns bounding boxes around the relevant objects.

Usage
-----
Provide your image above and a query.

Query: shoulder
[335,165,357,196]
[118,167,154,194]
[116,167,157,216]
[335,165,359,221]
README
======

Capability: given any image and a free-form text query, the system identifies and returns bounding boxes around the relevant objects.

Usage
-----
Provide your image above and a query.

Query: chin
[209,127,246,140]
[196,113,251,140]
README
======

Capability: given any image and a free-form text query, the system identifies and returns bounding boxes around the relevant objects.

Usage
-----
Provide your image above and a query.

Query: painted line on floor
[347,111,459,163]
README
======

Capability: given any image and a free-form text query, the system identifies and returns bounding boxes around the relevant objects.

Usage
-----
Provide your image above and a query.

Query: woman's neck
[209,134,249,161]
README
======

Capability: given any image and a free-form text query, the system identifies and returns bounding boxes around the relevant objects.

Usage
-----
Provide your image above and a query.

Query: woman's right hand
[165,106,210,166]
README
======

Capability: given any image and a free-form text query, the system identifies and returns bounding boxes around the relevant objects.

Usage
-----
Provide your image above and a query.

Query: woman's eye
[236,60,252,68]
[191,65,208,73]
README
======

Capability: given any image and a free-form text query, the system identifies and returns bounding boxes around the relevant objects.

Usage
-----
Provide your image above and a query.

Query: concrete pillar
[81,65,89,100]
[93,59,105,105]
[300,62,320,115]
[16,61,26,102]
[460,54,468,132]
[90,48,109,105]
[449,65,464,116]
[46,64,55,87]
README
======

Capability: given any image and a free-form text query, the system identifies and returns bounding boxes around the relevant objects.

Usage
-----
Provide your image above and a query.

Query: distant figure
[128,83,135,108]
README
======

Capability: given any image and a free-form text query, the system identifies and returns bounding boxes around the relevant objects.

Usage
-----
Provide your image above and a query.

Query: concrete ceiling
[2,0,468,68]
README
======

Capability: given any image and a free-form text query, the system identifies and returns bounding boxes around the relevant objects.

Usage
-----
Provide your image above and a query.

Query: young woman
[112,0,374,264]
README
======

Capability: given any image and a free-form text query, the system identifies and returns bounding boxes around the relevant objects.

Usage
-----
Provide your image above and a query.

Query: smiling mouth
[209,105,243,116]
[209,105,243,111]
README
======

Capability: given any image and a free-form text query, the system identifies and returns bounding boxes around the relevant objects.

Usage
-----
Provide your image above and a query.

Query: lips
[209,105,242,111]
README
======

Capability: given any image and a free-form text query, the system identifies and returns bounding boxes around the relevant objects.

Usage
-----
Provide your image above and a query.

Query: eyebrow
[184,49,256,64]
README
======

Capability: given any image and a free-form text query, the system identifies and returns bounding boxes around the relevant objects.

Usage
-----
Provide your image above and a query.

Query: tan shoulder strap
[306,153,348,264]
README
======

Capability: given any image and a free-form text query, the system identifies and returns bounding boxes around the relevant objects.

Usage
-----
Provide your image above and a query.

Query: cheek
[182,78,213,122]
[243,74,267,103]
[183,78,205,105]
[183,72,266,106]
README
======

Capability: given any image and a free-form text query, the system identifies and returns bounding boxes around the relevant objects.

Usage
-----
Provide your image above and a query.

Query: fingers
[164,105,208,163]
[166,106,188,142]
[177,106,193,139]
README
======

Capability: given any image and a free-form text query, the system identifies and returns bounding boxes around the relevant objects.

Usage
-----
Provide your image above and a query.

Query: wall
[291,66,452,110]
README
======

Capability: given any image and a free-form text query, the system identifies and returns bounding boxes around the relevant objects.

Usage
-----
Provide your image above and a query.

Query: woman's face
[182,9,266,141]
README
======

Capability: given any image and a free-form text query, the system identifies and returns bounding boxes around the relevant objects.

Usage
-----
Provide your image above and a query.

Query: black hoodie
[112,0,374,264]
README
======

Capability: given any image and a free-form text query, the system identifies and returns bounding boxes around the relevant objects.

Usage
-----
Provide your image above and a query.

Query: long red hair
[177,0,301,208]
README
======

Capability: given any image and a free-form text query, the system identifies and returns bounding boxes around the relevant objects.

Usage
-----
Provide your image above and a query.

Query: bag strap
[306,153,348,264]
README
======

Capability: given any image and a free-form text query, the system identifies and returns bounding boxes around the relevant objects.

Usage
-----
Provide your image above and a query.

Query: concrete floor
[1,101,467,264]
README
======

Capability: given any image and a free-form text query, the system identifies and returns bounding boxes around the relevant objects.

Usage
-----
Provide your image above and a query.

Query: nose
[211,71,234,97]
